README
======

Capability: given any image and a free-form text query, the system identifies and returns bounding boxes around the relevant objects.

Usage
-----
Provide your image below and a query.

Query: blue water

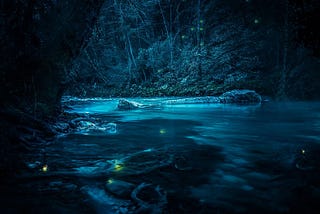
[12,98,320,213]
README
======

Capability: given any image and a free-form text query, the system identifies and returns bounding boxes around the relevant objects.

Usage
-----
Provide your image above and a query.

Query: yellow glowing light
[301,149,306,155]
[114,164,123,171]
[254,19,259,24]
[160,129,166,134]
[42,164,48,172]
[107,179,113,184]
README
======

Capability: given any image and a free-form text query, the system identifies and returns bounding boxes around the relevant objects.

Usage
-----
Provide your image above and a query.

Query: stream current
[3,97,320,213]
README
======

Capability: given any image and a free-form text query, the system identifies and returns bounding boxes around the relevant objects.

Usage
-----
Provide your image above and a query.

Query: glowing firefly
[301,149,306,155]
[159,129,167,134]
[113,160,124,171]
[42,164,48,172]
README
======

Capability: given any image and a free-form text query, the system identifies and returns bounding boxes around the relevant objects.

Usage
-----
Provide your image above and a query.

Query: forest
[1,0,320,213]
[67,0,320,99]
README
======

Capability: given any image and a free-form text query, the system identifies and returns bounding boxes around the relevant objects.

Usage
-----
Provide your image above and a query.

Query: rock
[53,122,70,133]
[103,122,117,134]
[105,179,135,198]
[70,117,96,128]
[117,99,142,110]
[117,99,160,110]
[78,121,96,129]
[131,183,167,213]
[27,161,42,169]
[219,89,261,104]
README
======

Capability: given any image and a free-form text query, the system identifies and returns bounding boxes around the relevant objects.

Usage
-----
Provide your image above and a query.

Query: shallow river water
[3,98,320,213]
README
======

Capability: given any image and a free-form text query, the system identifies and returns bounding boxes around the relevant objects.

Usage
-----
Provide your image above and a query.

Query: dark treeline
[67,0,320,99]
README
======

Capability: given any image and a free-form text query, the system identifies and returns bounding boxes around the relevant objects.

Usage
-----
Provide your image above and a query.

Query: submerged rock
[131,183,167,213]
[219,89,262,104]
[105,179,135,198]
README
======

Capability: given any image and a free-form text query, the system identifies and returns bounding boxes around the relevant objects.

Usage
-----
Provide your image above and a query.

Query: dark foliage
[0,0,105,116]
[65,0,320,100]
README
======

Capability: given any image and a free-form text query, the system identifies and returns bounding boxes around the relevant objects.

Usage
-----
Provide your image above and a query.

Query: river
[2,98,320,213]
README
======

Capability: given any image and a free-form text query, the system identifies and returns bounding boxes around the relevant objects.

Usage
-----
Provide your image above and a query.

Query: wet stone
[117,99,140,110]
[103,122,117,134]
[105,179,135,198]
[27,161,41,169]
[53,122,70,133]
[219,89,262,104]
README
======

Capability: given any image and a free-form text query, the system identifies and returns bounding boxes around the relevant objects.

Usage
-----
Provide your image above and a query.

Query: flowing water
[3,98,320,213]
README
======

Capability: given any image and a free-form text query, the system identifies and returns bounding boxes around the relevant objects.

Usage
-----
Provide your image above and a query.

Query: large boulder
[219,89,262,104]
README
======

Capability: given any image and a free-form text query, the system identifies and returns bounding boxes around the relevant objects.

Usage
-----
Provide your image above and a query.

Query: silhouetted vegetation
[66,0,320,100]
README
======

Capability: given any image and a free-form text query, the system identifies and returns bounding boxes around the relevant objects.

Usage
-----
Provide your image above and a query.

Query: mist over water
[4,98,320,213]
